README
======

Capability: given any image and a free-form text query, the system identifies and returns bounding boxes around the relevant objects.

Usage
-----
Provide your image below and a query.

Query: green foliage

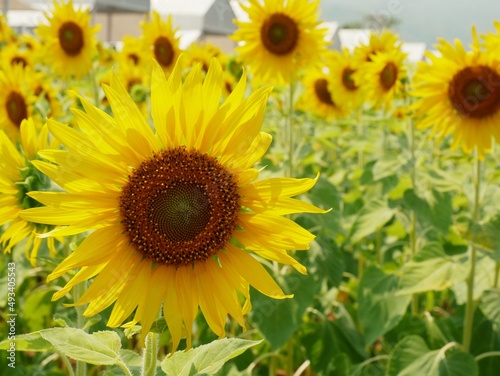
[160,338,260,376]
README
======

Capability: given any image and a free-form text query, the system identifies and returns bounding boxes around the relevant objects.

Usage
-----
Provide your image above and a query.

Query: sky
[319,0,500,48]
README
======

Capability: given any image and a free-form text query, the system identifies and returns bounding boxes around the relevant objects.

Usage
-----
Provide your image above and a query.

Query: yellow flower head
[232,0,328,85]
[0,64,36,139]
[21,57,325,350]
[298,68,347,119]
[355,49,408,110]
[1,43,33,69]
[352,29,401,64]
[118,36,149,67]
[0,14,15,44]
[329,48,364,111]
[36,0,100,78]
[141,11,181,74]
[412,37,500,158]
[0,118,58,266]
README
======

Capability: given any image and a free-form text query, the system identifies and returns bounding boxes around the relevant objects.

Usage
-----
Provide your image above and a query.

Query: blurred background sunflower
[36,0,99,79]
[232,0,328,85]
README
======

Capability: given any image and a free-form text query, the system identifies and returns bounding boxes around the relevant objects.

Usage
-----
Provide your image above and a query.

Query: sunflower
[118,36,149,67]
[117,63,149,113]
[0,64,35,139]
[329,48,363,111]
[185,42,226,73]
[36,0,99,79]
[355,49,408,110]
[31,71,64,119]
[141,11,181,75]
[0,118,58,266]
[21,58,325,350]
[232,0,328,85]
[1,43,33,69]
[352,29,401,63]
[0,14,15,45]
[412,38,500,158]
[298,68,347,119]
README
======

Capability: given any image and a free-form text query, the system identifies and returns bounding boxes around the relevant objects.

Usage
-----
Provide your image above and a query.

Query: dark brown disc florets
[119,147,240,267]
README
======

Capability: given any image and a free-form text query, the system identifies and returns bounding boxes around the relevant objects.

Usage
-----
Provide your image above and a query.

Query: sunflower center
[342,68,358,91]
[260,13,299,55]
[58,21,84,56]
[314,78,335,106]
[448,65,500,118]
[11,56,28,67]
[6,91,28,127]
[380,62,398,90]
[119,147,240,267]
[154,36,174,67]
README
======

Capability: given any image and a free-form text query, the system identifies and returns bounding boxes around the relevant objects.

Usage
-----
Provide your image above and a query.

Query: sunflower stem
[141,331,159,376]
[408,115,419,315]
[462,153,482,353]
[286,75,296,178]
[74,281,87,376]
[494,263,500,288]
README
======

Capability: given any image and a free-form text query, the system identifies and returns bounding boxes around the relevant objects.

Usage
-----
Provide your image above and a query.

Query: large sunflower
[355,49,408,110]
[0,64,34,140]
[329,48,364,111]
[141,12,181,75]
[21,58,325,350]
[0,118,57,266]
[299,68,347,119]
[36,0,99,79]
[412,38,500,158]
[232,0,327,85]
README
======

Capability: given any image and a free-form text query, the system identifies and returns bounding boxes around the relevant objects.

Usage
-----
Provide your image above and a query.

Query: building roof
[16,0,149,12]
[152,0,236,35]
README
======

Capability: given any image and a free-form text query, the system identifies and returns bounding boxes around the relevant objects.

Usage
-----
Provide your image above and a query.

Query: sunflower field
[1,0,500,375]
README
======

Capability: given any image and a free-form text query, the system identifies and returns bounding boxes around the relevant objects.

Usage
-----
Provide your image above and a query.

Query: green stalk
[462,154,482,353]
[141,331,159,376]
[408,116,419,315]
[286,77,295,178]
[74,281,87,376]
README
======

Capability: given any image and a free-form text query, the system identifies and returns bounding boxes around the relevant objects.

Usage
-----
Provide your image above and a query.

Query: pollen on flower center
[260,13,299,55]
[6,91,28,127]
[119,147,241,267]
[154,36,174,67]
[448,65,500,118]
[314,78,335,106]
[58,21,84,56]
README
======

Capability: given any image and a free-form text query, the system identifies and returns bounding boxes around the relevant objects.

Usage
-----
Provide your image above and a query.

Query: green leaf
[347,199,395,244]
[386,335,429,376]
[0,331,53,352]
[372,153,409,181]
[302,306,366,374]
[398,243,469,295]
[160,338,260,376]
[399,345,478,376]
[452,256,497,304]
[39,328,122,365]
[480,289,500,326]
[250,271,319,349]
[403,189,453,234]
[358,266,411,345]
